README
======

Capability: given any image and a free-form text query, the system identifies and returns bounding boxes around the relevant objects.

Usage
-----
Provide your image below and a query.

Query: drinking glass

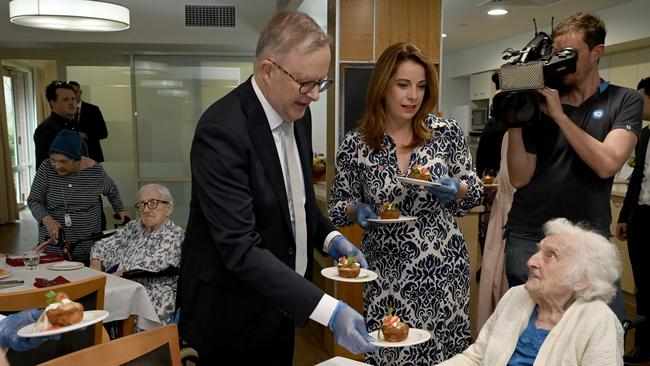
[23,250,40,270]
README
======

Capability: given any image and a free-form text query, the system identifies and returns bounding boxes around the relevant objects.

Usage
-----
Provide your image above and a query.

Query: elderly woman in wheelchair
[437,218,623,366]
[90,184,183,325]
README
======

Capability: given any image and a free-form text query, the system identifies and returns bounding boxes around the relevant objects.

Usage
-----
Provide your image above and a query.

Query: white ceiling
[441,0,634,55]
[0,0,639,56]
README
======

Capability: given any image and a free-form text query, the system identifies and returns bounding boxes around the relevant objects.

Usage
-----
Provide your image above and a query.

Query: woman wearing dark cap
[27,129,129,263]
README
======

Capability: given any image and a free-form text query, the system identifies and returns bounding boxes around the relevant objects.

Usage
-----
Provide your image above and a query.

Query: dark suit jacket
[33,112,78,169]
[619,126,650,223]
[178,78,335,354]
[77,101,108,162]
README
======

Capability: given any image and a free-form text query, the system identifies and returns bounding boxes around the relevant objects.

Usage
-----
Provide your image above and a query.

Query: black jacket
[77,101,108,162]
[619,126,650,223]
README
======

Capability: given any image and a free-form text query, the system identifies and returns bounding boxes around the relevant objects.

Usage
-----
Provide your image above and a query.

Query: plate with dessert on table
[366,202,417,224]
[369,308,431,347]
[17,291,109,337]
[395,164,444,189]
[321,256,378,283]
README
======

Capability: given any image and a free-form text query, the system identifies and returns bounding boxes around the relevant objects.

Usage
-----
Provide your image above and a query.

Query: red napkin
[34,276,70,288]
[5,253,64,266]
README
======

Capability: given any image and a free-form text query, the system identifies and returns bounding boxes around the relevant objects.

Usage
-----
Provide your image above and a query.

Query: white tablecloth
[0,261,161,330]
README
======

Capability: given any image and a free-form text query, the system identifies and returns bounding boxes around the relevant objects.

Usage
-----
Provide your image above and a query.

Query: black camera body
[492,31,577,128]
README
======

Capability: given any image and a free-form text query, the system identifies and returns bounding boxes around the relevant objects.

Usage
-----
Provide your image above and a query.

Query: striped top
[28,160,125,262]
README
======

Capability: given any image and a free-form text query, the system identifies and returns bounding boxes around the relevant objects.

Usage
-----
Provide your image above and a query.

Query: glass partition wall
[67,56,253,227]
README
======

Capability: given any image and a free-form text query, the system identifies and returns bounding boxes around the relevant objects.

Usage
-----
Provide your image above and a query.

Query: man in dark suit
[616,77,650,364]
[178,11,378,364]
[68,81,108,163]
[33,81,79,169]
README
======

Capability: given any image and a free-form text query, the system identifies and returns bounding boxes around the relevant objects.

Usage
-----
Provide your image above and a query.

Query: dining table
[0,258,161,332]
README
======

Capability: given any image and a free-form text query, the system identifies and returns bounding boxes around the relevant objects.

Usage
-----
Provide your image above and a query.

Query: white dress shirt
[251,77,339,326]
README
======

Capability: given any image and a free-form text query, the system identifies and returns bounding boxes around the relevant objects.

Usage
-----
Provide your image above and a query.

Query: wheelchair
[624,315,648,365]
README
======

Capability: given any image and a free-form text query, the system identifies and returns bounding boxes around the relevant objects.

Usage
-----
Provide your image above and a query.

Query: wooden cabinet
[469,71,496,101]
[339,0,441,62]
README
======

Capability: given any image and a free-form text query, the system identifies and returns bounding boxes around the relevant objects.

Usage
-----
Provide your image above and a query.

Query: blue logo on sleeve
[592,108,605,120]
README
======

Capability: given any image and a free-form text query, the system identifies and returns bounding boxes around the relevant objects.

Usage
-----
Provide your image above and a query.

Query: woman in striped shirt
[28,129,129,263]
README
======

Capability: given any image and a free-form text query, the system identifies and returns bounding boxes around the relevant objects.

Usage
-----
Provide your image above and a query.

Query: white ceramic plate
[320,267,378,283]
[18,310,109,338]
[369,328,431,347]
[0,268,12,279]
[395,176,444,189]
[366,216,417,224]
[48,261,84,271]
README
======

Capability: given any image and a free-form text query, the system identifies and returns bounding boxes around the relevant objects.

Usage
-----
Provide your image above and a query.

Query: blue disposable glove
[354,203,378,230]
[328,301,379,354]
[328,235,368,268]
[0,309,60,351]
[427,176,460,203]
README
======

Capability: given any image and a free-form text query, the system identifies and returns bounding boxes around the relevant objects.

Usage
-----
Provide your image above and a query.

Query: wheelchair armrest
[623,314,647,331]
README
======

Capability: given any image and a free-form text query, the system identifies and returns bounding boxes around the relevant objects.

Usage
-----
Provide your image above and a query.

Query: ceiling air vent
[185,5,236,28]
[478,0,564,6]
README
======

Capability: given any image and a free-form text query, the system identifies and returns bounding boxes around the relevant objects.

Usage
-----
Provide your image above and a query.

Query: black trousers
[196,318,295,366]
[627,204,650,347]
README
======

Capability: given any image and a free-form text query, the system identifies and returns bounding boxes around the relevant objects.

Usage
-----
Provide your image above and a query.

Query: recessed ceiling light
[442,33,447,38]
[487,9,508,16]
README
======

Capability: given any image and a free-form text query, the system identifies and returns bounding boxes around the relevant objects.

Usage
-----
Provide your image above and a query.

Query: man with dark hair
[68,81,108,163]
[616,77,650,364]
[504,12,643,320]
[33,81,80,169]
[178,11,377,364]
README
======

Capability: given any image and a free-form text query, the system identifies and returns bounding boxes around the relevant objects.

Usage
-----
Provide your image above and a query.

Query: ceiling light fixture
[9,0,130,32]
[487,9,508,16]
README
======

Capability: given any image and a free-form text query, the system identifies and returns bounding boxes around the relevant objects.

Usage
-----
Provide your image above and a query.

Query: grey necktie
[281,122,307,276]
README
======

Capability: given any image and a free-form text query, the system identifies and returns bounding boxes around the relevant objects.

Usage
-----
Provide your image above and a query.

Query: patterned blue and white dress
[329,115,482,365]
[90,219,184,324]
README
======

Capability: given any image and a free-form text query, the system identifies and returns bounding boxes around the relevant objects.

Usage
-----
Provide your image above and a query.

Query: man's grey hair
[138,183,174,205]
[254,11,330,72]
[543,218,621,303]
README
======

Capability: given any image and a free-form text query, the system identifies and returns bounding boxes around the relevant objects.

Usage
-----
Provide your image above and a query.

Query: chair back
[39,324,181,366]
[0,275,106,365]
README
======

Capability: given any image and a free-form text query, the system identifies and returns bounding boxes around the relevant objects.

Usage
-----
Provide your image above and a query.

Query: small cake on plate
[380,308,409,342]
[37,291,84,329]
[408,164,431,181]
[379,202,400,219]
[337,256,361,278]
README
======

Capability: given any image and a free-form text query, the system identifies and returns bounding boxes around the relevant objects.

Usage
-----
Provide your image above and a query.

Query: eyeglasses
[268,60,334,94]
[135,199,170,211]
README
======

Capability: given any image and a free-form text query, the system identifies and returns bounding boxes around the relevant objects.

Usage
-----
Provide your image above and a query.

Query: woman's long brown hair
[358,42,439,150]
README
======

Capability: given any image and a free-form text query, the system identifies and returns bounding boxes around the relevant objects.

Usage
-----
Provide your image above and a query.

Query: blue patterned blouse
[90,218,184,324]
[329,114,483,364]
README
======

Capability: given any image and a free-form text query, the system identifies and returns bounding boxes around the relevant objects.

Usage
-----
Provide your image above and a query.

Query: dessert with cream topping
[36,291,84,330]
[379,202,400,219]
[337,256,361,278]
[379,308,409,342]
[408,164,431,181]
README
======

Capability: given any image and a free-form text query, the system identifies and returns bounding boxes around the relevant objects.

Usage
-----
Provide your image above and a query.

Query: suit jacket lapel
[239,79,292,231]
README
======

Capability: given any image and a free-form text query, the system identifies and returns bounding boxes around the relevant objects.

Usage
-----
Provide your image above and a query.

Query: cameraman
[504,12,643,320]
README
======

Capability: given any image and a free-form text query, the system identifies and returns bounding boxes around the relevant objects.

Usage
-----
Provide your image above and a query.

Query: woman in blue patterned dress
[329,43,482,365]
[90,183,184,324]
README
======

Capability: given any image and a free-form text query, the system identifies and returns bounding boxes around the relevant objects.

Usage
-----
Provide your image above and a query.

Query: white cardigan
[438,285,623,366]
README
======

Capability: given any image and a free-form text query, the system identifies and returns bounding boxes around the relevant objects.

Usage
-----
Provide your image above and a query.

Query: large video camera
[492,30,577,128]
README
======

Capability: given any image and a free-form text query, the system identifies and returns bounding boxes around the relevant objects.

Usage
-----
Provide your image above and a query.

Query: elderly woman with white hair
[90,183,184,324]
[438,218,623,366]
